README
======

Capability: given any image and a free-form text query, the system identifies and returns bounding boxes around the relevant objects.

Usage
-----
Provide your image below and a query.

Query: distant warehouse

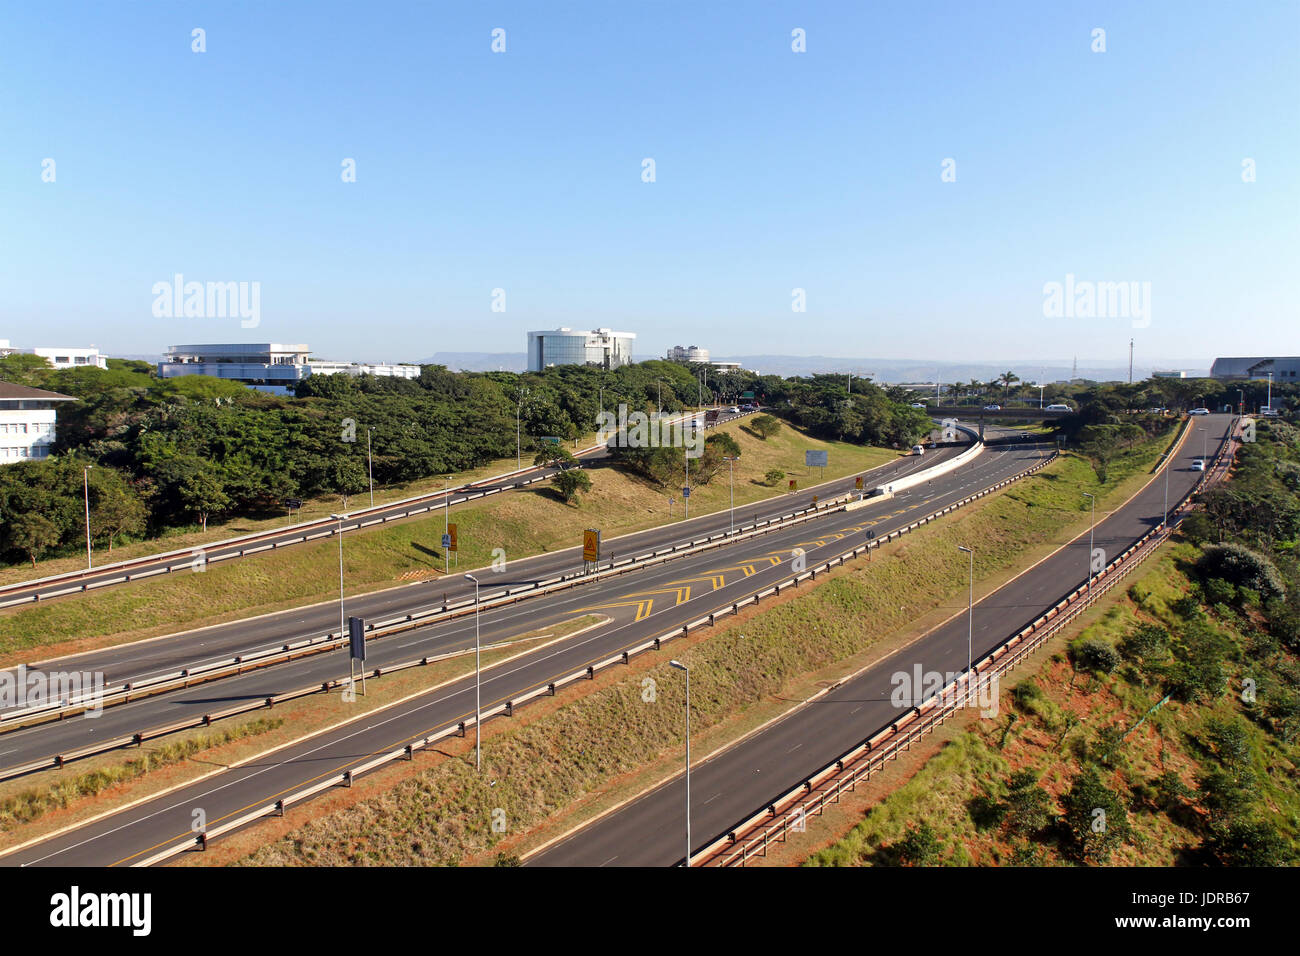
[1210,356,1300,382]
[157,343,420,396]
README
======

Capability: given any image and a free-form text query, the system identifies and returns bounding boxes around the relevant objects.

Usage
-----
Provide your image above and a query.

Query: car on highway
[983,404,1001,411]
[1189,407,1210,415]
[911,444,925,455]
[728,406,740,414]
[1192,459,1206,471]
[910,402,927,409]
[1261,406,1280,417]
[1045,403,1072,412]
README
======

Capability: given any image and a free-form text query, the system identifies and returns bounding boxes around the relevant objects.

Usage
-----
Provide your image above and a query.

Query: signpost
[805,449,828,480]
[788,479,797,492]
[583,528,601,573]
[854,476,863,490]
[348,616,366,697]
[447,523,458,566]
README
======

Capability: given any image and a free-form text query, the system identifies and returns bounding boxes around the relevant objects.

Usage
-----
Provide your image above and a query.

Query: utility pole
[366,428,374,508]
[1128,338,1134,384]
[83,465,93,569]
[515,386,529,472]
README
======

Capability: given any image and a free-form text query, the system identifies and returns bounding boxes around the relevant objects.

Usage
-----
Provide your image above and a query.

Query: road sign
[682,486,691,497]
[741,391,754,399]
[854,476,863,490]
[447,523,458,552]
[805,450,828,468]
[788,479,797,491]
[541,436,561,445]
[285,497,304,510]
[348,616,366,661]
[583,528,601,562]
[441,533,451,549]
[812,495,819,506]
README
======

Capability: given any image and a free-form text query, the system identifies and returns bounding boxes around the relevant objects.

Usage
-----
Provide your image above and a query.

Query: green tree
[749,414,781,439]
[9,512,62,567]
[179,466,231,532]
[552,468,592,504]
[1061,767,1130,862]
[893,822,943,866]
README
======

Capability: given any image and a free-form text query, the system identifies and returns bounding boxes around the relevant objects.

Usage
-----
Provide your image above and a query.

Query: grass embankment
[226,432,1177,866]
[805,542,1300,866]
[0,615,603,852]
[0,425,616,588]
[0,423,893,662]
[0,718,283,830]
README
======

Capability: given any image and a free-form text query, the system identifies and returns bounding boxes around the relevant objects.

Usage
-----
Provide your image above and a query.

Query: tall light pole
[1160,452,1170,530]
[517,387,532,472]
[366,428,374,508]
[957,546,973,707]
[331,513,346,640]
[82,465,93,569]
[669,659,691,865]
[684,445,690,521]
[1082,492,1096,591]
[465,573,482,771]
[1266,371,1273,412]
[723,456,739,533]
[443,476,451,575]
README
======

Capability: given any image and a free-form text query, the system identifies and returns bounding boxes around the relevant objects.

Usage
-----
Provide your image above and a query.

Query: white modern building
[0,381,75,464]
[0,339,108,370]
[158,344,421,395]
[667,344,710,363]
[526,328,635,372]
[1152,369,1188,379]
[1210,356,1300,382]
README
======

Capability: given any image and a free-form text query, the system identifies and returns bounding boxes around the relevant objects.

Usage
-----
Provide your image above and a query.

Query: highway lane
[1,432,969,698]
[0,441,1049,865]
[0,408,755,609]
[528,415,1232,866]
[0,436,1026,775]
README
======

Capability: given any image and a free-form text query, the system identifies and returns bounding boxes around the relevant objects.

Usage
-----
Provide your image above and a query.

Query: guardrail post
[343,771,353,787]
[458,721,466,737]
[198,832,207,851]
[404,745,414,760]
[276,800,285,816]
[621,651,629,664]
[586,666,595,679]
[505,700,514,717]
[548,682,556,696]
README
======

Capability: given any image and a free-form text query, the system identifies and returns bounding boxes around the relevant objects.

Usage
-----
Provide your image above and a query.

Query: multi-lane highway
[3,431,966,700]
[1,433,1049,865]
[527,414,1233,866]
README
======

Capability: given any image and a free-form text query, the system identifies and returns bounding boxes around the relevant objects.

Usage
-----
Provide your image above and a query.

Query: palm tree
[999,371,1020,399]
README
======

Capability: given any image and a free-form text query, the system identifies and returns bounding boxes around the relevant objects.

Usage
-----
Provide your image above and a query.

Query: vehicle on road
[1261,406,1280,417]
[728,406,740,414]
[1189,407,1210,416]
[911,444,925,455]
[983,404,1001,411]
[1045,403,1071,411]
[910,402,927,409]
[1192,459,1206,471]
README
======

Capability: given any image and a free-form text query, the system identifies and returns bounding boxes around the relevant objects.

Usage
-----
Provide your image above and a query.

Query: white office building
[0,339,108,370]
[158,344,420,395]
[0,382,75,464]
[667,344,710,363]
[527,328,635,372]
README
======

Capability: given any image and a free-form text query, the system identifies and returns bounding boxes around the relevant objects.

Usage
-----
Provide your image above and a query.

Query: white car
[1261,406,1280,417]
[728,406,740,414]
[1189,407,1210,416]
[983,404,1001,411]
[910,402,926,409]
[1191,459,1206,471]
[912,444,925,456]
[1045,403,1071,412]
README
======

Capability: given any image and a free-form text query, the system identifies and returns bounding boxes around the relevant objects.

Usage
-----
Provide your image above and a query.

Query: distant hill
[421,352,526,372]
[714,356,1212,384]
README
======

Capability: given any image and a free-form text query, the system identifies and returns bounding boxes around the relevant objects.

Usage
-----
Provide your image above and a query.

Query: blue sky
[2,1,1296,367]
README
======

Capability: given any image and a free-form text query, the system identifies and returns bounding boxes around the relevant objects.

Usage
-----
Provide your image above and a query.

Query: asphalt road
[2,430,968,698]
[0,409,756,608]
[527,415,1232,866]
[0,436,1048,865]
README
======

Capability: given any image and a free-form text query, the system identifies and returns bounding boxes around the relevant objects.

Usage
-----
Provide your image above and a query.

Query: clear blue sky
[3,1,1296,367]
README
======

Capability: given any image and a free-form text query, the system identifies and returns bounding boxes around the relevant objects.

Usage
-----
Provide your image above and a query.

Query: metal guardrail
[0,408,755,610]
[119,445,1056,865]
[697,420,1238,867]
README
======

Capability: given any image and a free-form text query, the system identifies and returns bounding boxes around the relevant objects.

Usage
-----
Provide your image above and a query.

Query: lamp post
[669,659,691,865]
[82,465,93,570]
[366,428,374,508]
[515,386,530,472]
[722,456,739,533]
[330,513,346,641]
[1082,492,1096,591]
[1160,451,1170,530]
[957,546,973,708]
[464,573,482,771]
[443,477,451,575]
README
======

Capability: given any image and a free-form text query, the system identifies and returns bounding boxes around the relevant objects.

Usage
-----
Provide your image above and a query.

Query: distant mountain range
[422,352,1211,383]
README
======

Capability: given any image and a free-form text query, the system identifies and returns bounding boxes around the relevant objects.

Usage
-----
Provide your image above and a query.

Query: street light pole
[669,659,691,865]
[331,513,346,640]
[957,546,973,707]
[443,477,451,575]
[366,428,374,508]
[1161,452,1170,530]
[1082,492,1096,591]
[83,465,93,570]
[516,386,530,472]
[723,456,738,533]
[465,574,482,771]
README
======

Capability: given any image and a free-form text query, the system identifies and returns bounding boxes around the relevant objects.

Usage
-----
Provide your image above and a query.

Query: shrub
[1072,638,1122,675]
[764,468,785,486]
[1197,544,1285,602]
